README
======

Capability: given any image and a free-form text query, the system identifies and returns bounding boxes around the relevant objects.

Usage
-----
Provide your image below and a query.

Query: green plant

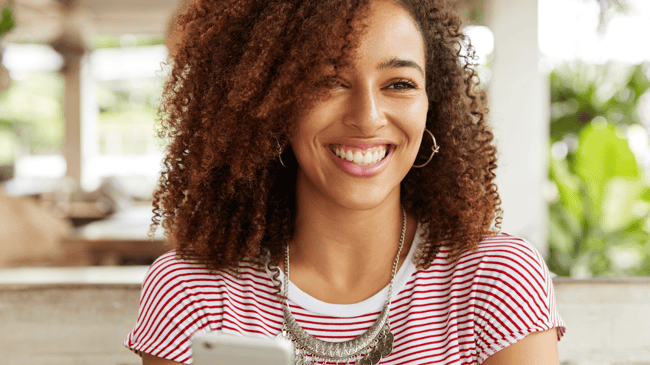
[90,34,164,49]
[0,5,15,39]
[548,62,650,276]
[0,72,64,155]
[0,1,16,169]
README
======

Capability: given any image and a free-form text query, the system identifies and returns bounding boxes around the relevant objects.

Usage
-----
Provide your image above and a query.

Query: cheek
[414,97,429,123]
[291,111,314,147]
[392,94,428,122]
[403,98,428,159]
[290,116,323,163]
[289,127,307,162]
[292,103,339,145]
[402,98,428,134]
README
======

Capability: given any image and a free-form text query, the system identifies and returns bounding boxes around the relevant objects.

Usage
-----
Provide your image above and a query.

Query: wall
[1,284,141,365]
[554,278,650,365]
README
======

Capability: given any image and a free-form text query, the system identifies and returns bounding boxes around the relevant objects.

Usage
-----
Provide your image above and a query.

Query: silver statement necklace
[279,206,407,365]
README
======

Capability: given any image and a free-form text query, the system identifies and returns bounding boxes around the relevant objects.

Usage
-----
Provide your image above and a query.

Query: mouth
[329,144,391,166]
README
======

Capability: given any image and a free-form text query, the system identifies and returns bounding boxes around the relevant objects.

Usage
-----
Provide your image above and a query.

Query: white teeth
[363,151,372,164]
[353,151,364,164]
[332,145,389,166]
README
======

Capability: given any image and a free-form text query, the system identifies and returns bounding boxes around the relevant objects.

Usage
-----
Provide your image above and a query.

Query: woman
[126,0,566,364]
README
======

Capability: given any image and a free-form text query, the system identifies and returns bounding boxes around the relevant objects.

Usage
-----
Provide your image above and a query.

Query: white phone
[191,332,293,365]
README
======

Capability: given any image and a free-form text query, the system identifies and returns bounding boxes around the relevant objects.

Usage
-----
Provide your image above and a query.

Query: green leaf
[628,65,650,104]
[607,243,645,275]
[574,121,638,216]
[0,130,16,165]
[601,177,647,233]
[548,204,580,254]
[0,8,15,38]
[548,62,650,277]
[549,154,583,221]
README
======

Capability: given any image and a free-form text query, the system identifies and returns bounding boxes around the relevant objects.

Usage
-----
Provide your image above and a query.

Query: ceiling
[7,0,178,45]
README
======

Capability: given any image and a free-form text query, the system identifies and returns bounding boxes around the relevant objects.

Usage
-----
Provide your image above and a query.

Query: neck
[287,185,415,304]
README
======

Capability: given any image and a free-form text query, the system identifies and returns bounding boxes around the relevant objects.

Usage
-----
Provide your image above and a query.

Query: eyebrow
[378,57,424,77]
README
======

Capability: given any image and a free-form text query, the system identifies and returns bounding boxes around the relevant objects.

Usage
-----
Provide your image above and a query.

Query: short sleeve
[470,236,566,364]
[124,252,219,364]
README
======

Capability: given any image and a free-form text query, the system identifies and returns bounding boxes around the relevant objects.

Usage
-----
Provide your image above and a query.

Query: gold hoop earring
[277,142,287,168]
[412,129,440,168]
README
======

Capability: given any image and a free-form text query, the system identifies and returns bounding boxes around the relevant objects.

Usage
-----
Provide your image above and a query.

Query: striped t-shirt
[125,225,566,364]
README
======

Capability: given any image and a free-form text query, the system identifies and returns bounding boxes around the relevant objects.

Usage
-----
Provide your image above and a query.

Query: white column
[56,5,99,192]
[486,0,549,255]
[59,46,99,192]
[78,51,99,191]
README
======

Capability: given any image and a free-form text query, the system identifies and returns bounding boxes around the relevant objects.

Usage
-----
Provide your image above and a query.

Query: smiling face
[291,0,428,211]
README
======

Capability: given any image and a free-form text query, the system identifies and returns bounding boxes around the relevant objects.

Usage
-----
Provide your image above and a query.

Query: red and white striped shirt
[125,226,566,364]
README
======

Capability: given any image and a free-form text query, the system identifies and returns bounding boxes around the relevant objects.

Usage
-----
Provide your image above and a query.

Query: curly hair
[151,0,501,272]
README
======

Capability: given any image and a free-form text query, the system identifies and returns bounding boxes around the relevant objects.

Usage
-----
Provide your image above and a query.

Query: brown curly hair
[151,0,501,272]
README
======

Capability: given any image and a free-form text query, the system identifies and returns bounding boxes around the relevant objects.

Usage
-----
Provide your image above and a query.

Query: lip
[328,140,395,178]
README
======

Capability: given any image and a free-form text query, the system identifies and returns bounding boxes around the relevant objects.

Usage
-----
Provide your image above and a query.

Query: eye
[387,79,417,91]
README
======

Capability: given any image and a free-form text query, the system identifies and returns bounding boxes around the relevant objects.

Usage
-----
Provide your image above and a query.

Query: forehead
[351,0,425,68]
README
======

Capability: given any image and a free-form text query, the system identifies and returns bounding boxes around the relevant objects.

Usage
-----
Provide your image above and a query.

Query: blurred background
[0,0,649,363]
[0,0,182,268]
[1,0,648,276]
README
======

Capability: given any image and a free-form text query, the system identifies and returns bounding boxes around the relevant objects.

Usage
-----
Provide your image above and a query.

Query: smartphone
[191,332,294,365]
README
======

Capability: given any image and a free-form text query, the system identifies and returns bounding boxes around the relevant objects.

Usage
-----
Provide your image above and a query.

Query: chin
[328,186,400,212]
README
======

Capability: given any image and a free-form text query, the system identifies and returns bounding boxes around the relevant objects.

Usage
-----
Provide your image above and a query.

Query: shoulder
[125,252,212,363]
[140,251,275,299]
[411,232,556,311]
[135,251,222,337]
[453,232,550,282]
[135,251,279,333]
[139,251,211,303]
[403,232,565,363]
[469,232,544,261]
[451,233,562,331]
[413,232,550,287]
[125,252,277,362]
[455,233,566,362]
[421,232,558,320]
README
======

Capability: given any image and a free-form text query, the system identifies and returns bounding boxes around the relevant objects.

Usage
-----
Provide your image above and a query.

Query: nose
[342,87,387,134]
